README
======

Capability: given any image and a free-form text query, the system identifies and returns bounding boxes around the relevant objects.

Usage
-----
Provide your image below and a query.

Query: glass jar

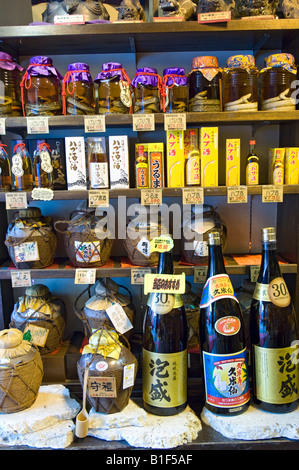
[62,62,95,115]
[162,67,188,113]
[131,67,161,114]
[188,56,221,112]
[0,52,23,117]
[223,55,258,112]
[95,62,132,115]
[260,53,297,111]
[20,56,62,116]
[33,139,53,189]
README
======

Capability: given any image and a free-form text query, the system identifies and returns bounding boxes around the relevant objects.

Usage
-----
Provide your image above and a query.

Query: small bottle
[246,139,259,185]
[33,140,53,189]
[89,137,109,189]
[273,151,284,185]
[199,231,250,415]
[11,140,33,191]
[185,130,200,186]
[135,145,148,188]
[249,227,299,413]
[0,141,11,191]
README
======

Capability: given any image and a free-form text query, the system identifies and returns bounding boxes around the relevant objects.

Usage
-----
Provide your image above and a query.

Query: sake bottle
[11,140,33,191]
[33,140,53,189]
[0,141,11,191]
[249,227,298,413]
[199,231,250,415]
[246,139,259,185]
[135,144,149,189]
[89,137,109,189]
[142,246,188,416]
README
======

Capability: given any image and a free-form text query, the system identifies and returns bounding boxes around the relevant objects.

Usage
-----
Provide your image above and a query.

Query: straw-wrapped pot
[77,329,138,414]
[0,328,43,413]
[10,284,66,354]
[5,207,57,269]
[54,209,114,268]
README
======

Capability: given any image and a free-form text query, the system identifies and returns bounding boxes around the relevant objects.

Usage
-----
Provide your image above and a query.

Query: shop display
[135,144,149,189]
[260,53,297,111]
[185,130,200,186]
[10,284,66,355]
[285,148,299,184]
[65,137,87,190]
[182,281,201,349]
[54,209,114,268]
[20,56,63,116]
[199,231,250,415]
[249,227,299,413]
[0,328,43,413]
[0,52,23,117]
[95,63,132,115]
[238,0,278,16]
[33,140,53,189]
[5,207,57,269]
[87,137,109,189]
[188,56,222,113]
[223,55,258,112]
[0,141,11,191]
[161,68,188,113]
[200,127,218,187]
[77,328,138,414]
[166,131,184,188]
[11,140,33,191]
[132,67,161,114]
[142,240,188,415]
[148,142,164,188]
[246,139,259,185]
[226,139,240,186]
[62,62,95,115]
[108,135,130,189]
[42,0,110,23]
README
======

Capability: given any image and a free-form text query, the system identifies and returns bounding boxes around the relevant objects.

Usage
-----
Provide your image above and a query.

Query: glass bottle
[249,227,298,413]
[135,144,149,188]
[11,140,33,191]
[0,52,23,117]
[62,62,95,115]
[142,246,188,415]
[88,137,109,189]
[95,62,132,115]
[33,140,53,189]
[188,56,222,112]
[132,67,161,114]
[185,130,200,186]
[162,67,188,113]
[273,154,284,186]
[0,141,11,191]
[199,231,250,415]
[246,139,259,185]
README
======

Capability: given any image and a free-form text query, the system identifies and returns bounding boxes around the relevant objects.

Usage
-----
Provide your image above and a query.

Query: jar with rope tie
[0,140,11,191]
[162,67,188,113]
[33,140,53,189]
[77,327,138,414]
[131,67,161,114]
[20,56,63,116]
[54,209,114,268]
[95,62,132,115]
[0,52,23,117]
[62,62,95,115]
[11,140,33,191]
[260,53,297,111]
[5,207,57,269]
[223,55,258,112]
[10,284,66,355]
[188,56,222,112]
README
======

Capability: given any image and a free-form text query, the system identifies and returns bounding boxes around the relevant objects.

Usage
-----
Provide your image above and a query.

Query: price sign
[198,11,231,23]
[131,268,151,285]
[11,270,32,288]
[89,189,109,208]
[133,114,155,131]
[5,192,27,210]
[227,186,248,204]
[164,113,186,131]
[75,269,96,284]
[262,185,283,203]
[141,188,162,205]
[182,187,204,205]
[194,266,208,283]
[250,265,260,283]
[84,115,106,133]
[0,118,6,135]
[27,116,49,134]
[144,273,185,295]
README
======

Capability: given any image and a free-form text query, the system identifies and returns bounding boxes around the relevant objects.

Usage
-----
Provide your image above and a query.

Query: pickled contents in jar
[189,73,221,112]
[0,143,11,191]
[33,141,53,189]
[261,69,296,111]
[223,68,258,112]
[98,79,130,114]
[133,84,160,114]
[25,76,62,116]
[11,144,33,191]
[165,84,188,113]
[0,69,22,117]
[65,80,95,115]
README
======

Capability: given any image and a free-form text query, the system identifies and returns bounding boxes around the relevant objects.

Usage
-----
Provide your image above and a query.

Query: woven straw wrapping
[0,329,43,413]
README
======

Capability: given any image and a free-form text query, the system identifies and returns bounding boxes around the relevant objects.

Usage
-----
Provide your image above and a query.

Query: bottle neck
[157,251,173,275]
[207,243,226,277]
[249,144,256,155]
[259,241,281,282]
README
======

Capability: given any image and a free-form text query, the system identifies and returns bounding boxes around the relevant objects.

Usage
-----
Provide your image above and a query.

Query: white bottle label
[11,154,24,177]
[90,162,109,188]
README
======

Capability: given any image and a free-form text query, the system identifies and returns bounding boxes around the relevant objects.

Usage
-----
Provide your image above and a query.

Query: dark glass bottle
[199,231,250,415]
[246,139,259,186]
[142,249,188,416]
[249,227,298,413]
[33,140,53,189]
[0,141,11,191]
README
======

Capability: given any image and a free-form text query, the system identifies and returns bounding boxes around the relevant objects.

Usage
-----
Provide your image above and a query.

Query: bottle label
[186,152,200,185]
[136,164,148,188]
[200,274,238,308]
[147,293,183,315]
[253,343,299,404]
[11,154,24,177]
[273,166,283,185]
[202,348,250,409]
[252,282,271,301]
[40,150,53,173]
[74,240,101,263]
[142,348,187,408]
[253,278,291,307]
[90,162,109,188]
[246,162,258,185]
[215,316,241,336]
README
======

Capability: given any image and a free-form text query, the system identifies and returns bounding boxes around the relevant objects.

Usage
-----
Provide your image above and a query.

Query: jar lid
[131,67,159,87]
[261,53,297,74]
[66,62,93,83]
[95,62,127,82]
[26,56,63,79]
[17,207,42,219]
[192,56,219,69]
[227,55,255,69]
[0,51,23,72]
[0,329,32,360]
[163,67,187,86]
[25,284,49,298]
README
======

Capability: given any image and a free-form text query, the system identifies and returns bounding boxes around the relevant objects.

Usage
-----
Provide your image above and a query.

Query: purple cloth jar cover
[0,52,23,72]
[131,67,159,88]
[65,63,93,83]
[26,56,63,79]
[95,62,127,82]
[163,67,187,86]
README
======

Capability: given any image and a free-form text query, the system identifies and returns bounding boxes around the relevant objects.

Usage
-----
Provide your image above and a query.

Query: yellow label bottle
[246,139,259,185]
[135,144,149,188]
[185,130,200,186]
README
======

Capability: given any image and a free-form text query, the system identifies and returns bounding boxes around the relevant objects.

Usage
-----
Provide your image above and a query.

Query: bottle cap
[138,145,144,152]
[262,227,276,243]
[208,231,221,245]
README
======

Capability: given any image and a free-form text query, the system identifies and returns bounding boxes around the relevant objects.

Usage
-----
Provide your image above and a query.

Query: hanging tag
[40,150,53,173]
[14,242,39,263]
[106,302,133,335]
[119,81,132,108]
[123,364,135,389]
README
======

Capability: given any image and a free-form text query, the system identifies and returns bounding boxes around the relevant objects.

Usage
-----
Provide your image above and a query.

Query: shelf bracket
[252,33,270,56]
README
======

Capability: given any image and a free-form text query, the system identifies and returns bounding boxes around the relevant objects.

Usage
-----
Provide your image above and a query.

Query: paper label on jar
[193,240,208,257]
[90,162,109,189]
[147,292,183,315]
[14,242,39,263]
[137,237,151,258]
[200,274,238,308]
[23,323,49,347]
[88,376,116,398]
[74,241,101,263]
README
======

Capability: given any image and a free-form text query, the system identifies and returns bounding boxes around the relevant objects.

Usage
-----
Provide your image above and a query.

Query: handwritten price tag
[141,188,162,205]
[89,189,109,207]
[182,187,204,205]
[11,270,32,288]
[194,266,208,283]
[131,268,151,285]
[164,113,186,131]
[5,192,27,210]
[84,115,106,133]
[75,269,96,284]
[227,186,248,204]
[133,114,155,131]
[27,116,49,134]
[250,265,260,283]
[262,185,283,203]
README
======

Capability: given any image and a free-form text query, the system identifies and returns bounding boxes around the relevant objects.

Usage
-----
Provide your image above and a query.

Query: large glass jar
[95,62,132,115]
[20,56,62,116]
[62,62,95,115]
[223,55,258,112]
[188,56,221,112]
[260,53,297,111]
[0,52,23,117]
[131,67,161,114]
[162,67,188,113]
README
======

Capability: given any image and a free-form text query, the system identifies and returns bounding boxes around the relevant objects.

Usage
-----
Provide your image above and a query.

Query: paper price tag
[227,186,248,204]
[89,189,109,207]
[131,268,151,285]
[262,185,283,203]
[141,188,162,205]
[144,273,185,295]
[75,269,96,284]
[106,302,133,334]
[250,265,260,283]
[133,114,155,131]
[164,113,186,131]
[182,187,204,205]
[54,14,85,24]
[27,116,49,134]
[84,115,106,133]
[5,192,27,210]
[0,118,6,135]
[150,235,174,253]
[123,364,135,389]
[198,11,231,22]
[194,266,208,283]
[10,270,32,288]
